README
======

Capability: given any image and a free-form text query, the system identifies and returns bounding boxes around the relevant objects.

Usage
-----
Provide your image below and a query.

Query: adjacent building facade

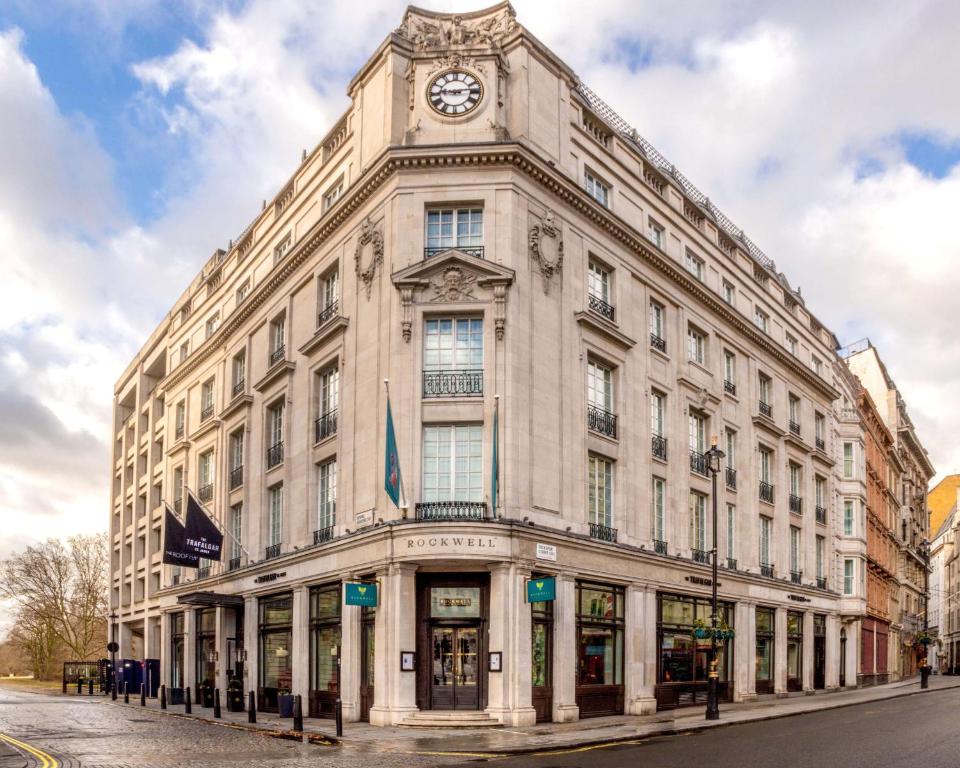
[112,3,935,727]
[928,475,959,672]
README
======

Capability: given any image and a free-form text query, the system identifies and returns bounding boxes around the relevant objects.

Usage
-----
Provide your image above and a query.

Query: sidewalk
[105,675,960,756]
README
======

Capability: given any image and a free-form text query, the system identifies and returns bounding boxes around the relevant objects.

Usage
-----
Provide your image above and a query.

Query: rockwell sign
[405,535,503,551]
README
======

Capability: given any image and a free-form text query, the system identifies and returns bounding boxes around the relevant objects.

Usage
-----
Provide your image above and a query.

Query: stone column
[552,573,579,722]
[160,612,171,688]
[825,613,840,690]
[486,562,536,725]
[774,606,787,695]
[215,607,230,695]
[184,609,197,695]
[802,610,814,693]
[625,584,656,714]
[734,601,757,701]
[369,563,418,725]
[341,595,361,722]
[244,596,258,701]
[291,586,309,705]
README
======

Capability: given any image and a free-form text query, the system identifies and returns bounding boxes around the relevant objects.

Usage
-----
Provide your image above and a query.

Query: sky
[0,0,959,561]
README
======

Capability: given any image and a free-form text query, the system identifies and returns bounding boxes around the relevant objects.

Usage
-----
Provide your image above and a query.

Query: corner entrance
[417,573,488,711]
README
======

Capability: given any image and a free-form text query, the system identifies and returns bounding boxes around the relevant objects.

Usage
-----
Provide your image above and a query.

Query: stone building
[110,2,852,726]
[928,475,960,672]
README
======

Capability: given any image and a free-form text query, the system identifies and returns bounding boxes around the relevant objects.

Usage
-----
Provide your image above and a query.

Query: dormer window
[584,170,610,208]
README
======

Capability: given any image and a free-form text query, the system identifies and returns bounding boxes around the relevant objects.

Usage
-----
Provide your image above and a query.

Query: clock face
[428,70,483,116]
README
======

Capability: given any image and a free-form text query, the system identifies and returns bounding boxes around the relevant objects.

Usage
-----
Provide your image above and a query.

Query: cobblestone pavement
[0,688,455,768]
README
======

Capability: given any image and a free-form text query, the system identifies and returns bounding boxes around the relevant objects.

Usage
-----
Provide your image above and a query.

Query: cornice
[753,414,787,439]
[253,360,295,394]
[156,141,840,403]
[219,393,253,422]
[299,316,349,358]
[574,310,636,349]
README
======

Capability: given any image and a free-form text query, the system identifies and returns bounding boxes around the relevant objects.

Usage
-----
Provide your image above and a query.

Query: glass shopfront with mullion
[170,612,185,690]
[195,608,217,704]
[258,593,293,713]
[531,581,554,723]
[656,593,735,710]
[308,583,342,719]
[575,581,624,717]
[360,594,376,722]
[756,606,775,694]
[787,611,803,692]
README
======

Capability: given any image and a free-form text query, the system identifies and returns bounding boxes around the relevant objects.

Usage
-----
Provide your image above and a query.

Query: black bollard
[88,679,93,695]
[292,694,303,732]
[213,688,222,719]
[124,682,129,704]
[247,690,256,723]
[185,686,192,714]
[77,678,83,695]
[140,683,146,707]
[160,685,167,710]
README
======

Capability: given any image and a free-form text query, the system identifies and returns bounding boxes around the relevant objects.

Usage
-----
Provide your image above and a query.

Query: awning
[176,591,244,608]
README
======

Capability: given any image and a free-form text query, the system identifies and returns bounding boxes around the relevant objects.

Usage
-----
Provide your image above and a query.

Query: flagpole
[384,379,408,512]
[493,394,500,519]
[183,487,252,562]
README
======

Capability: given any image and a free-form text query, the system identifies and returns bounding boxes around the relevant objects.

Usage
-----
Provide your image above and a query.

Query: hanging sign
[345,582,378,607]
[526,577,556,603]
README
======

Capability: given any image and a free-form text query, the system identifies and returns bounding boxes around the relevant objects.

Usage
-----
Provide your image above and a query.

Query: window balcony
[689,450,708,476]
[725,466,737,490]
[726,558,738,570]
[227,557,241,572]
[760,563,775,578]
[315,409,338,442]
[653,539,668,555]
[589,523,618,543]
[816,505,827,525]
[759,400,772,418]
[313,526,335,545]
[318,300,339,327]
[171,574,181,586]
[652,434,667,461]
[650,333,666,353]
[692,548,710,564]
[587,405,617,439]
[424,245,485,260]
[229,466,243,490]
[269,345,286,366]
[724,379,737,396]
[790,570,803,585]
[423,369,483,398]
[201,404,214,422]
[232,379,245,398]
[198,484,213,503]
[816,576,827,589]
[264,543,281,560]
[588,293,615,322]
[415,501,487,521]
[175,424,185,441]
[198,565,211,579]
[759,482,775,504]
[266,441,284,469]
[789,420,801,436]
[789,494,803,515]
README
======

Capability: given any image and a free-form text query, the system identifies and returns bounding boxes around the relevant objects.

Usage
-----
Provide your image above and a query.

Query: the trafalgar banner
[183,492,224,561]
[161,507,200,567]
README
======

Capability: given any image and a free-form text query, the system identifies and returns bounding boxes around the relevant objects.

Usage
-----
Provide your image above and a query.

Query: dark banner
[184,493,224,561]
[162,508,200,567]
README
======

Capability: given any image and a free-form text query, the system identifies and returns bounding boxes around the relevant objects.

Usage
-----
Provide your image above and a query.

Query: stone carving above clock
[395,4,518,51]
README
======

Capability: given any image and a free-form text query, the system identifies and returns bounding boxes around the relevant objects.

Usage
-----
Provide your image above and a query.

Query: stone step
[400,710,502,728]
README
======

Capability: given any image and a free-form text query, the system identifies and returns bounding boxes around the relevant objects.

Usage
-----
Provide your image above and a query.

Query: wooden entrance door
[360,613,375,721]
[431,626,480,710]
[813,636,826,689]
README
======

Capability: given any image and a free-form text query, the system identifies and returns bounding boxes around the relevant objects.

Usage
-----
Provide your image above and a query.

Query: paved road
[468,687,960,768]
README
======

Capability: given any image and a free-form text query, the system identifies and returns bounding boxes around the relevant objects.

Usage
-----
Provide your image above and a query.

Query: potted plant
[693,617,736,641]
[200,682,215,708]
[278,689,295,718]
[917,632,933,647]
[227,676,245,712]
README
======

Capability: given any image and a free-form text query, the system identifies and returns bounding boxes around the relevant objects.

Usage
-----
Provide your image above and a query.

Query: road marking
[0,731,58,767]
[408,738,652,759]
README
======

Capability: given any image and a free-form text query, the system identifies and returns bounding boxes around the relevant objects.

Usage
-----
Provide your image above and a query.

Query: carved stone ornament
[430,265,477,302]
[354,217,384,300]
[396,6,518,51]
[528,208,564,293]
[427,53,486,78]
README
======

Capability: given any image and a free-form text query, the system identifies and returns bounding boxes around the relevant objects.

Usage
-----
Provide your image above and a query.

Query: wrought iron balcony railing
[589,523,618,543]
[315,409,338,442]
[760,563,775,578]
[198,484,213,503]
[650,333,666,353]
[313,526,335,545]
[790,570,803,585]
[227,557,241,572]
[318,300,339,327]
[201,403,214,422]
[816,506,827,524]
[423,369,483,398]
[692,548,710,564]
[689,450,708,476]
[175,424,185,440]
[269,345,285,366]
[424,245,485,260]
[266,441,284,469]
[789,494,803,515]
[789,420,801,436]
[198,566,211,579]
[816,576,827,589]
[759,400,772,418]
[815,437,825,452]
[726,558,738,570]
[264,543,281,560]
[588,293,615,321]
[229,466,243,490]
[232,379,245,397]
[415,501,487,521]
[652,434,667,461]
[724,379,737,395]
[725,466,737,490]
[653,539,668,555]
[587,405,617,439]
[759,482,775,504]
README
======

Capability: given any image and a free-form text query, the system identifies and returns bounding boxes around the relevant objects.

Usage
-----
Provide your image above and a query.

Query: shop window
[756,607,775,694]
[575,581,624,717]
[258,594,293,713]
[309,583,342,718]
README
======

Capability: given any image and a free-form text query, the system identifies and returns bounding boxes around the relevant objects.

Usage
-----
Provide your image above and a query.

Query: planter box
[227,687,245,713]
[200,686,215,708]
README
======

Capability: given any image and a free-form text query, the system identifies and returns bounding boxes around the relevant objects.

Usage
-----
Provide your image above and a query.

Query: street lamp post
[921,538,930,690]
[109,610,118,700]
[705,435,725,721]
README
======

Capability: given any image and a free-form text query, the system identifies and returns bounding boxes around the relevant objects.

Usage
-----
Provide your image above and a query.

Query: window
[648,219,664,249]
[843,442,855,478]
[179,341,189,364]
[814,412,825,446]
[270,315,285,361]
[274,234,291,265]
[198,451,214,491]
[236,280,250,305]
[587,360,614,413]
[173,466,184,512]
[789,395,800,430]
[726,504,736,561]
[425,207,483,255]
[815,535,824,580]
[759,446,773,485]
[319,366,339,416]
[724,350,736,389]
[317,459,337,531]
[319,268,339,318]
[649,301,665,350]
[322,177,344,213]
[652,477,665,541]
[759,516,772,566]
[687,326,705,365]
[650,391,665,437]
[576,582,624,688]
[229,430,243,484]
[267,402,284,468]
[587,455,613,528]
[790,463,802,496]
[785,333,798,356]
[759,373,772,413]
[422,425,483,502]
[232,351,246,394]
[725,430,737,466]
[201,379,215,419]
[790,526,801,574]
[844,559,855,595]
[684,249,704,281]
[267,485,283,547]
[175,400,186,439]
[424,318,483,371]
[205,313,220,339]
[229,503,242,562]
[754,306,769,333]
[811,356,823,376]
[584,170,609,207]
[722,280,735,305]
[588,260,611,304]
[690,492,707,553]
[843,499,854,536]
[815,476,825,509]
[688,412,706,454]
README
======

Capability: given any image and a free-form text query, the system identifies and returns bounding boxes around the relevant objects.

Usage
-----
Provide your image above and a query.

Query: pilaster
[735,600,757,701]
[802,610,814,693]
[552,572,579,722]
[625,584,657,714]
[243,596,258,700]
[774,606,787,695]
[369,562,418,725]
[291,586,309,703]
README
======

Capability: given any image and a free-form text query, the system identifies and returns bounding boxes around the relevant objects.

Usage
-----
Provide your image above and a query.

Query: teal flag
[384,396,403,507]
[491,400,499,514]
